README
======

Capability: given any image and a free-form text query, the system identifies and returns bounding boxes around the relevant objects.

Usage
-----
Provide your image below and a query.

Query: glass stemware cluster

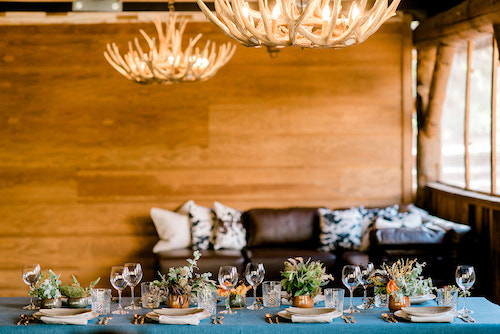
[22,264,41,310]
[110,262,143,314]
[218,266,239,314]
[245,263,265,310]
[455,265,475,316]
[342,262,374,313]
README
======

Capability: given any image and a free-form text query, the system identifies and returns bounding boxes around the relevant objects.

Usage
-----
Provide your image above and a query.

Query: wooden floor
[0,17,413,296]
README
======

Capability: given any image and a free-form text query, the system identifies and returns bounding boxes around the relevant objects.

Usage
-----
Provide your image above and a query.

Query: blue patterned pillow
[318,207,363,251]
[188,203,216,250]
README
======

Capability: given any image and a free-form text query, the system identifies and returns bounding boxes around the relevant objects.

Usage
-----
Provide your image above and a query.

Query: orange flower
[386,280,399,294]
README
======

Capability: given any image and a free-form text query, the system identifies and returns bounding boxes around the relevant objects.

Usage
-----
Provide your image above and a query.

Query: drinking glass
[110,266,129,314]
[455,265,475,316]
[124,262,143,310]
[218,266,238,314]
[342,265,361,314]
[356,262,374,310]
[245,262,265,310]
[22,264,41,310]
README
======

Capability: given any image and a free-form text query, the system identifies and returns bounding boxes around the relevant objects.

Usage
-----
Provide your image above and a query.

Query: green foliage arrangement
[60,275,101,298]
[370,259,433,301]
[154,250,215,297]
[29,270,62,300]
[281,257,334,299]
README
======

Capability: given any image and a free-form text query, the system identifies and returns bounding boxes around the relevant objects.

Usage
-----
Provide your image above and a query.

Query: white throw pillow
[189,203,216,250]
[151,200,194,253]
[212,201,247,250]
[318,207,363,251]
[374,212,422,229]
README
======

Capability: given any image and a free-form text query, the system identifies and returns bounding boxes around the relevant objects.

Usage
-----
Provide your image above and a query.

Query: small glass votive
[262,281,281,308]
[141,282,161,309]
[374,293,389,308]
[91,288,111,315]
[197,287,218,315]
[324,288,344,312]
[437,288,459,311]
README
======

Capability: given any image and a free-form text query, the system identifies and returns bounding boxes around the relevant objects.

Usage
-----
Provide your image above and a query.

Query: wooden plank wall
[0,18,412,296]
[425,183,500,304]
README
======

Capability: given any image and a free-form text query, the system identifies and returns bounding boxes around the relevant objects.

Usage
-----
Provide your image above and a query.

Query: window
[441,35,497,194]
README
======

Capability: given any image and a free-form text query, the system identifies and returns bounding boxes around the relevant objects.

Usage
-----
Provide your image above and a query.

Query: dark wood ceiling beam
[414,0,500,46]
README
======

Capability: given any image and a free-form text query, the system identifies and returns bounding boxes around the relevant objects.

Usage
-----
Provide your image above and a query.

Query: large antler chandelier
[196,0,401,49]
[104,15,236,84]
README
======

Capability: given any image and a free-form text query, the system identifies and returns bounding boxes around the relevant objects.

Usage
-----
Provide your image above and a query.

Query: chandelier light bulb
[104,15,236,84]
[196,0,401,49]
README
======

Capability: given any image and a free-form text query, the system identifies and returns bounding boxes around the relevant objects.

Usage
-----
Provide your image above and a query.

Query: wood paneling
[0,18,412,296]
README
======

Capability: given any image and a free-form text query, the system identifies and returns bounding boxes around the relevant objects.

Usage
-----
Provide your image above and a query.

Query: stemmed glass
[342,265,361,314]
[455,265,475,316]
[110,266,129,314]
[218,266,238,314]
[124,263,143,310]
[245,263,265,310]
[22,264,41,310]
[356,262,374,310]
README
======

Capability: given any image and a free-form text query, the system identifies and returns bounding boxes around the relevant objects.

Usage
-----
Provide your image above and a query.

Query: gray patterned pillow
[359,205,400,251]
[213,201,247,250]
[318,207,363,251]
[188,203,216,250]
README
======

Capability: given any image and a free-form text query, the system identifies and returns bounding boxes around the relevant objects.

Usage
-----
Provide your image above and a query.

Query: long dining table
[1,296,500,334]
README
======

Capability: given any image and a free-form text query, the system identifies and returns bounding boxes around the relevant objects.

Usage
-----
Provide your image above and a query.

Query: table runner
[1,297,499,334]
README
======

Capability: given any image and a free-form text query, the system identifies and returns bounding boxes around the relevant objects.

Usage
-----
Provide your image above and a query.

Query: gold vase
[166,294,189,308]
[388,295,410,312]
[292,295,314,308]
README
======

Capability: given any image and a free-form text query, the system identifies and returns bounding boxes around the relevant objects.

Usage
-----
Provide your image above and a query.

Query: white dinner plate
[394,310,454,323]
[146,310,211,322]
[37,308,93,317]
[402,306,453,317]
[409,294,436,304]
[285,307,337,315]
[153,308,205,317]
[278,309,342,320]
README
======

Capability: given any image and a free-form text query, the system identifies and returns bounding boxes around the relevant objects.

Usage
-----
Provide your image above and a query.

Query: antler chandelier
[196,0,401,49]
[104,15,236,84]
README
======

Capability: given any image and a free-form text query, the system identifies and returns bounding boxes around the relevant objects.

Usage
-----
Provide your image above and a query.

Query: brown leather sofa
[156,206,471,286]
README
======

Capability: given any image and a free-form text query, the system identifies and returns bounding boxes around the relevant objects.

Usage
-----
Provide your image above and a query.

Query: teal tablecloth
[1,297,500,334]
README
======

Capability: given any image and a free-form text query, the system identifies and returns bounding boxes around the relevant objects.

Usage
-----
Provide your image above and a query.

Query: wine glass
[342,265,361,314]
[22,264,41,310]
[218,266,238,314]
[356,262,374,310]
[245,263,265,310]
[124,262,143,310]
[110,266,129,314]
[455,265,475,316]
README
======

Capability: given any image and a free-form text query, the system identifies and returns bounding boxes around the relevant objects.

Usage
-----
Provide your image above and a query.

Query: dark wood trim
[414,0,500,46]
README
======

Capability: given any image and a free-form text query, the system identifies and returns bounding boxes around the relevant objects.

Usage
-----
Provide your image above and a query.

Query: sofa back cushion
[245,207,319,248]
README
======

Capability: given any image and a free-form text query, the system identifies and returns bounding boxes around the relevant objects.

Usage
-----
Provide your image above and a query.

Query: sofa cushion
[318,207,363,251]
[359,205,400,251]
[189,203,216,250]
[156,248,245,279]
[213,201,247,250]
[245,207,319,248]
[150,200,194,253]
[370,225,447,246]
[245,248,336,281]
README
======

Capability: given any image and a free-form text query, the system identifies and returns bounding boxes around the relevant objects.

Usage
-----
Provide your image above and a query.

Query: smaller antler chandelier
[196,0,401,49]
[104,15,236,84]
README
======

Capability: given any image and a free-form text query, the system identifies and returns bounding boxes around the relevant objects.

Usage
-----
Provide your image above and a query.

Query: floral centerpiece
[29,270,62,308]
[154,250,215,308]
[217,281,251,308]
[370,259,433,311]
[281,257,334,308]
